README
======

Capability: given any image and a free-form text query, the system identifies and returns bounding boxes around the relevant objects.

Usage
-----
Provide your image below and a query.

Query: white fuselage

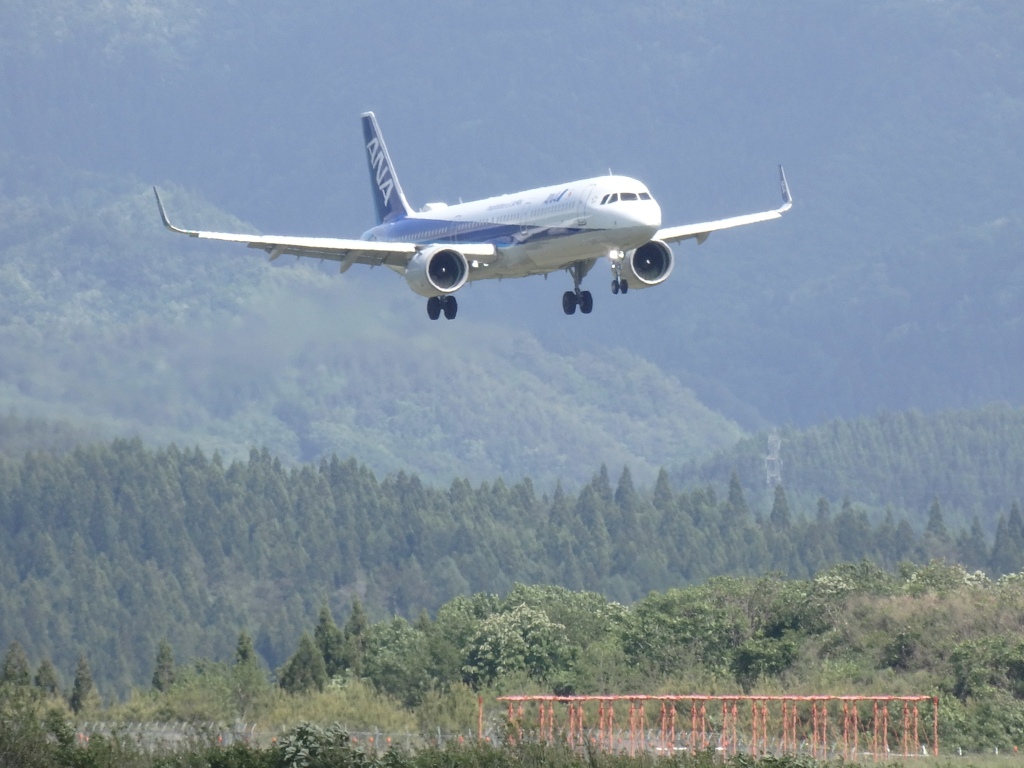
[363,175,662,280]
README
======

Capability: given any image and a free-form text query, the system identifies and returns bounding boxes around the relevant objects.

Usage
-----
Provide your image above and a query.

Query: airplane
[154,112,792,320]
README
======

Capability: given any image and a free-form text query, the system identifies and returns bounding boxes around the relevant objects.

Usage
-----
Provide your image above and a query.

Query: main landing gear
[427,295,458,320]
[562,261,594,316]
[562,289,593,315]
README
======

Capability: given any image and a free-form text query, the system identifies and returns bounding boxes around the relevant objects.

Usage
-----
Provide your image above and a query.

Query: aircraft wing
[153,189,495,272]
[654,166,792,245]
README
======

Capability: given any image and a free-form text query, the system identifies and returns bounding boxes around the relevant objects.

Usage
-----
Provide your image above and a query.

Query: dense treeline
[2,434,1022,698]
[6,563,1024,754]
[679,405,1024,532]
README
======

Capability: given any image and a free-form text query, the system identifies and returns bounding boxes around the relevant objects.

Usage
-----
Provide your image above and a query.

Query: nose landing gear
[609,250,628,295]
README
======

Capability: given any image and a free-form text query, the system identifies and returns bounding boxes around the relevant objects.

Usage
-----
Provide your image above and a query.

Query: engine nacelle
[404,246,469,297]
[623,239,674,290]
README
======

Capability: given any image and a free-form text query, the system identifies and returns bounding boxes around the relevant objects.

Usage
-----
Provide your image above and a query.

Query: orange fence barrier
[484,695,938,760]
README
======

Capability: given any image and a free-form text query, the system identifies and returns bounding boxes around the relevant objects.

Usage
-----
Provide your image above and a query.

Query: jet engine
[404,246,469,297]
[623,239,674,289]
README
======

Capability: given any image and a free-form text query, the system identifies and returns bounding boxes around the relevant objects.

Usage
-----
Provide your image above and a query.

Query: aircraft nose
[646,200,662,229]
[626,199,662,231]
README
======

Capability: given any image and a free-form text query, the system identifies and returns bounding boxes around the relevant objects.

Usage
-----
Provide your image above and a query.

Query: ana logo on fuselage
[544,189,570,204]
[366,137,394,207]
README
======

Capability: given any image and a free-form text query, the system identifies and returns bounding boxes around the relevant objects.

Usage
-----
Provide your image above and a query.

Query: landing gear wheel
[579,290,593,314]
[442,295,458,320]
[562,291,577,315]
[611,279,620,295]
[427,296,442,320]
[619,279,629,294]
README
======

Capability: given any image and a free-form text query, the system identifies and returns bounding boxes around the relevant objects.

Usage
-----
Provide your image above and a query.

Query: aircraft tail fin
[361,112,411,224]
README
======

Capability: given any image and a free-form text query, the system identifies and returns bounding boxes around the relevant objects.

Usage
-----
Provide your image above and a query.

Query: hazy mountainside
[2,434,1015,696]
[0,160,741,487]
[1,0,1022,432]
[680,405,1024,533]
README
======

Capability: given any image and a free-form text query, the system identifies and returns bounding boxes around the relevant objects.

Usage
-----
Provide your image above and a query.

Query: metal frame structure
[485,695,939,760]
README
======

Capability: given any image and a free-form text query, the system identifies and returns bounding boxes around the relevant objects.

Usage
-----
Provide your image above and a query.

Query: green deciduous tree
[462,603,570,687]
[731,634,798,692]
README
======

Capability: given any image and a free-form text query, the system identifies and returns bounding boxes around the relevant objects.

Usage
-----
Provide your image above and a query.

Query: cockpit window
[639,192,651,200]
[606,193,618,204]
[620,192,638,201]
[600,194,609,205]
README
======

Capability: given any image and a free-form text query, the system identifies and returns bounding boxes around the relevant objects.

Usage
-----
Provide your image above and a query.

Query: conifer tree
[235,629,258,667]
[957,516,990,572]
[815,497,832,524]
[1008,503,1024,552]
[0,641,31,687]
[151,639,175,692]
[893,518,915,562]
[314,605,346,678]
[34,658,61,696]
[925,497,948,541]
[725,471,749,522]
[341,597,368,676]
[990,508,1024,575]
[278,632,327,694]
[69,655,93,714]
[232,629,267,718]
[653,468,674,513]
[769,485,791,528]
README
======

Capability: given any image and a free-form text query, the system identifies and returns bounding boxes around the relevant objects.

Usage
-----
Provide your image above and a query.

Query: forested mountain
[3,1,1024,742]
[1,433,1020,698]
[0,159,741,487]
[680,405,1024,532]
[1,1,1023,485]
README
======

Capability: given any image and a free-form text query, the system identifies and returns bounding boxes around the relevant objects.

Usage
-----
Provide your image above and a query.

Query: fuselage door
[577,184,596,226]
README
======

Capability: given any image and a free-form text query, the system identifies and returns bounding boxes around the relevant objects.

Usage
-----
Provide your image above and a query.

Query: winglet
[153,187,198,237]
[778,165,793,213]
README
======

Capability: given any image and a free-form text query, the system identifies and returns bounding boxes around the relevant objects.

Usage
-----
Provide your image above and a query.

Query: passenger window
[621,192,638,201]
[639,192,651,200]
[607,193,618,204]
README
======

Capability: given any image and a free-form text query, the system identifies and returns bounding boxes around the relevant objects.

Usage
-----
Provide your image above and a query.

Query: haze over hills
[1,1,1023,475]
[0,161,741,487]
